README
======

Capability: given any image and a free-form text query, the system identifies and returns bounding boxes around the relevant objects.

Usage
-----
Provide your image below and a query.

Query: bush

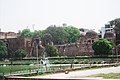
[92,39,113,55]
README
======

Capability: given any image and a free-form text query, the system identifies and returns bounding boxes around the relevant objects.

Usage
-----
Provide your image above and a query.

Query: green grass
[89,73,120,79]
[0,65,38,74]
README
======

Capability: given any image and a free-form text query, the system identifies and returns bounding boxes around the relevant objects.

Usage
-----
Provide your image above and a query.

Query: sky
[0,0,120,32]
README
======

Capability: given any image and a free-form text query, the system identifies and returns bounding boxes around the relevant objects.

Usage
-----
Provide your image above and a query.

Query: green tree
[14,49,26,59]
[32,30,43,38]
[64,26,80,43]
[20,29,33,37]
[0,40,8,59]
[44,25,69,44]
[45,45,58,57]
[92,39,113,55]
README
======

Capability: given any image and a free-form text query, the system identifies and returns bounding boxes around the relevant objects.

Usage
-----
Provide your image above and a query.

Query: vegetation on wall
[0,40,8,60]
[45,45,58,57]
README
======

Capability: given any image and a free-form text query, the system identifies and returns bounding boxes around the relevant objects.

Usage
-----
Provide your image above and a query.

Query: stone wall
[55,43,94,56]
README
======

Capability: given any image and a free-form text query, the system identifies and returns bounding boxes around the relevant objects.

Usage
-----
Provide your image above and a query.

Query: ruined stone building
[0,32,47,57]
[55,29,116,56]
[0,30,116,57]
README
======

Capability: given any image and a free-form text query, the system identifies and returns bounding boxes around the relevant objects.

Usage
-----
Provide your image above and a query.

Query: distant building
[100,24,114,38]
[0,32,20,39]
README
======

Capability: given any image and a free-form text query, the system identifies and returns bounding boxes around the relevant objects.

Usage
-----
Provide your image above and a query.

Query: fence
[0,63,115,77]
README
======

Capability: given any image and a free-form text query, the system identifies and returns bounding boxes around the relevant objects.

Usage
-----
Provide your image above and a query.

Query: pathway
[31,66,120,78]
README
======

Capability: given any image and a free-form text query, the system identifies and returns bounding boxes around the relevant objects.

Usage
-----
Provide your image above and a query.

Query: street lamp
[35,38,40,65]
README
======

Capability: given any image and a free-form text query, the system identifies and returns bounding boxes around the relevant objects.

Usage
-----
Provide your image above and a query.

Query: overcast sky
[0,0,120,32]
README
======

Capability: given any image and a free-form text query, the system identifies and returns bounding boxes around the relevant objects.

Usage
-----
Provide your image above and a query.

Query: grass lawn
[88,73,120,79]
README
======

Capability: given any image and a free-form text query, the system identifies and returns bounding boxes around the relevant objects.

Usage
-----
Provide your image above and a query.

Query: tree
[44,25,69,45]
[20,29,33,37]
[92,39,113,55]
[32,30,43,38]
[45,45,58,57]
[0,40,8,59]
[64,26,80,43]
[14,49,26,59]
[110,18,120,45]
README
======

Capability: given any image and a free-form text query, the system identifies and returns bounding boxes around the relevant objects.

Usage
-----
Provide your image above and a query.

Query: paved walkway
[31,66,120,78]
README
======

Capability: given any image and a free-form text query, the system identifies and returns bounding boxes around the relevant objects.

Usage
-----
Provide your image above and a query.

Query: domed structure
[104,32,115,38]
[85,30,98,38]
[79,33,85,37]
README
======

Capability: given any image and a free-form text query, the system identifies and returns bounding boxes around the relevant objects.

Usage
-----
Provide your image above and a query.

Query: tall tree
[0,40,8,59]
[42,33,53,46]
[92,39,113,55]
[64,26,80,43]
[44,25,69,45]
[110,18,120,45]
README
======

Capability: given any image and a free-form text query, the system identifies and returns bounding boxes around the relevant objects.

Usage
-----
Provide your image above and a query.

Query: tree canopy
[20,24,80,45]
[92,39,113,55]
[64,26,80,43]
[41,33,53,46]
[44,25,69,45]
[32,30,43,38]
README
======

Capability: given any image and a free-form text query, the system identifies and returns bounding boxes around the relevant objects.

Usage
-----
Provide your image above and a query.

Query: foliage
[43,25,69,44]
[32,30,43,38]
[14,49,26,59]
[45,45,58,57]
[20,29,33,37]
[92,39,113,55]
[19,25,80,45]
[64,26,80,43]
[20,29,43,38]
[0,40,8,59]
